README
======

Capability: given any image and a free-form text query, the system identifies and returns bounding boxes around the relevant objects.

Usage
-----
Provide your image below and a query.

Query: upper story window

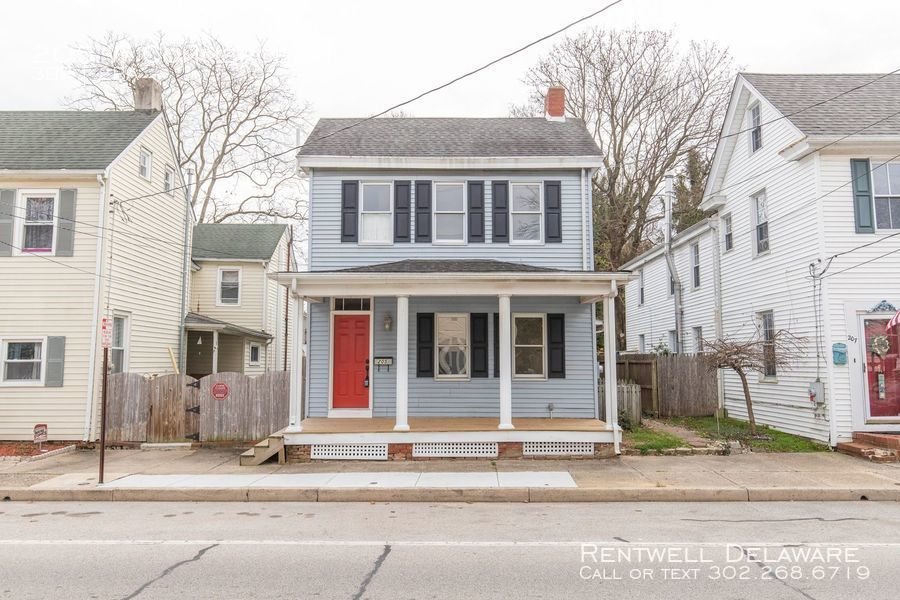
[217,267,241,306]
[723,214,733,251]
[511,183,542,243]
[164,166,176,196]
[759,310,777,378]
[691,242,701,288]
[435,313,469,379]
[2,339,43,384]
[433,182,466,244]
[638,269,645,305]
[139,147,153,181]
[360,182,392,244]
[872,162,900,229]
[513,313,546,378]
[749,103,763,153]
[751,190,769,254]
[21,192,56,253]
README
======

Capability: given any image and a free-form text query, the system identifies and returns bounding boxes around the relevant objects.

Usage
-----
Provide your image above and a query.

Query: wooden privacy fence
[615,353,718,417]
[598,381,642,425]
[105,372,290,443]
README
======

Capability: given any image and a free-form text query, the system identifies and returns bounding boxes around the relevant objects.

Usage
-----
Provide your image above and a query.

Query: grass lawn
[622,426,686,454]
[666,416,827,453]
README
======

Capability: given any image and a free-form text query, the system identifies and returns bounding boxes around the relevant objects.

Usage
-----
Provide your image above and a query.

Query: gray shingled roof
[192,224,287,260]
[0,110,160,170]
[184,312,271,339]
[329,259,565,274]
[742,73,900,136]
[298,118,602,157]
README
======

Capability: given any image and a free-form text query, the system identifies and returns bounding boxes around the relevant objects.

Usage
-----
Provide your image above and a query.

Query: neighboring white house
[0,79,192,441]
[623,73,900,446]
[185,223,296,379]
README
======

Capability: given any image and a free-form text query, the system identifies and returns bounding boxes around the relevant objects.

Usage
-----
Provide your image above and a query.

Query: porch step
[836,441,900,463]
[852,432,900,450]
[239,433,286,466]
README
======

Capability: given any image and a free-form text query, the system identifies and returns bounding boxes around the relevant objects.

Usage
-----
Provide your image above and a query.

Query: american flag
[888,310,900,332]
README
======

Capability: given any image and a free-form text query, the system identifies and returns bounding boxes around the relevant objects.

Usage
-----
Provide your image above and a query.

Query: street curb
[3,486,899,502]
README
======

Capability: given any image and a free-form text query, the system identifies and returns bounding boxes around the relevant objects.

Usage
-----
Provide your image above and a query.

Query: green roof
[0,110,160,170]
[192,223,287,260]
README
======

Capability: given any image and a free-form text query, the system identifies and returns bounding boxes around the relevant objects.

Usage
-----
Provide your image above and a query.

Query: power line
[823,244,900,279]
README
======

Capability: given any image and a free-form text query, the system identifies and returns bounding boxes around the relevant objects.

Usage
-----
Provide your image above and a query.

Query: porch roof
[183,312,272,340]
[273,260,630,300]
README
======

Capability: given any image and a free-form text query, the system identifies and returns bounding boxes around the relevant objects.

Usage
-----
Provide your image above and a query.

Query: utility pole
[98,199,118,485]
[663,174,684,353]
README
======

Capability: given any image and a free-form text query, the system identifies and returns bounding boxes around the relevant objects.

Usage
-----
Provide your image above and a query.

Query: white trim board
[284,429,616,445]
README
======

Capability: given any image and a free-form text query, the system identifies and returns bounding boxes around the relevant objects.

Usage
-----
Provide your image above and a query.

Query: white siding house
[625,73,900,445]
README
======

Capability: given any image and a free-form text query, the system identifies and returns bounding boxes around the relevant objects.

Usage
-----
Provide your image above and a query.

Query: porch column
[394,295,410,431]
[286,297,304,433]
[211,330,219,374]
[603,287,619,452]
[498,294,514,430]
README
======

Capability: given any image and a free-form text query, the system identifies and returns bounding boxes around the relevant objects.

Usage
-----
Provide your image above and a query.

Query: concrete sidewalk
[2,447,900,502]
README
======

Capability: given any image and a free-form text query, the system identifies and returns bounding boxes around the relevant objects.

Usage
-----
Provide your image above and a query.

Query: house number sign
[374,356,393,372]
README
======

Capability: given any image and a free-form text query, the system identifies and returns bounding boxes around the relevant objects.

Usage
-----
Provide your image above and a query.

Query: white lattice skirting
[310,443,389,460]
[412,442,499,458]
[523,441,595,456]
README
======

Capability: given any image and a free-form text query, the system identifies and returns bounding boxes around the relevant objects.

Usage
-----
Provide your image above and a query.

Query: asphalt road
[1,501,899,599]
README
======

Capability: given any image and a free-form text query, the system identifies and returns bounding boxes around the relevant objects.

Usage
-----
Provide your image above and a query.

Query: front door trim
[847,301,900,433]
[327,300,374,417]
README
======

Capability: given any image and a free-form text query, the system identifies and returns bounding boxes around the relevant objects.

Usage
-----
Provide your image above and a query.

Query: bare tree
[67,32,311,224]
[513,28,733,270]
[701,330,805,435]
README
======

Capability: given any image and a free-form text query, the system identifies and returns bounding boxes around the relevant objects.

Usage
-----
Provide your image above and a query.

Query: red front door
[332,314,370,409]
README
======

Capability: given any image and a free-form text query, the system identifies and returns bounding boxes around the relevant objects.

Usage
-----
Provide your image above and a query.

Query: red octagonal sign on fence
[211,382,230,401]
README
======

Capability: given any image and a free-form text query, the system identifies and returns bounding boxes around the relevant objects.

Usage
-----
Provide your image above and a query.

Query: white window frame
[15,189,59,255]
[722,214,733,251]
[758,310,777,381]
[359,181,394,246]
[216,267,242,307]
[138,147,153,181]
[693,326,703,353]
[164,165,176,196]
[638,269,645,305]
[110,313,130,374]
[432,182,467,245]
[691,242,701,288]
[248,342,261,365]
[749,102,763,153]
[668,330,678,354]
[509,182,544,245]
[435,312,470,380]
[638,334,646,353]
[0,336,47,386]
[751,189,769,256]
[872,161,900,230]
[513,312,547,379]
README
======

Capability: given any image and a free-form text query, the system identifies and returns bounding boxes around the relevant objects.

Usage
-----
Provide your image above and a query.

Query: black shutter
[492,312,500,378]
[850,159,875,233]
[544,180,562,243]
[491,181,509,242]
[547,313,566,378]
[416,313,435,377]
[340,181,358,242]
[468,181,485,243]
[56,189,77,257]
[470,313,488,377]
[394,181,411,242]
[415,181,432,242]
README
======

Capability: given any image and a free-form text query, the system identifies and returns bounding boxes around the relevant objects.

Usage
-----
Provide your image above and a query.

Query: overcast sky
[3,0,898,119]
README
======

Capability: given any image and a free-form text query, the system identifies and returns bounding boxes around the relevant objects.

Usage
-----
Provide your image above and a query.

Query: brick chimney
[544,86,565,122]
[133,78,163,111]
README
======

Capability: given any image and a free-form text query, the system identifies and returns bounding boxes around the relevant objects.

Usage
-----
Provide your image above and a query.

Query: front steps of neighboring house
[240,431,286,466]
[837,433,900,463]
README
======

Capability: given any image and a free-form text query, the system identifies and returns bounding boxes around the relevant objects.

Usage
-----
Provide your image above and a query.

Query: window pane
[26,197,54,221]
[24,224,53,250]
[511,214,540,241]
[362,184,391,212]
[514,347,543,375]
[873,163,890,195]
[889,164,900,195]
[875,198,892,229]
[512,184,540,212]
[891,198,900,229]
[7,342,40,360]
[221,271,239,284]
[756,223,769,253]
[361,213,392,243]
[220,285,239,302]
[514,317,543,346]
[113,317,126,348]
[5,361,41,381]
[437,316,467,345]
[110,349,124,374]
[435,214,464,240]
[437,347,468,375]
[435,185,464,212]
[754,194,767,223]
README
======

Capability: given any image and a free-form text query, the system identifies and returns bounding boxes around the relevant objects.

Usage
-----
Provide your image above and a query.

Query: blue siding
[307,296,597,419]
[309,169,586,270]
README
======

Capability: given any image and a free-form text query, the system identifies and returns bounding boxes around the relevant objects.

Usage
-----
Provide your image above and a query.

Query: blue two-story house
[276,88,626,460]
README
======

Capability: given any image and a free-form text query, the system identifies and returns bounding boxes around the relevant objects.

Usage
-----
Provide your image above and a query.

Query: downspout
[709,214,726,413]
[262,260,269,370]
[284,225,293,371]
[663,174,684,352]
[83,170,110,441]
[585,168,600,420]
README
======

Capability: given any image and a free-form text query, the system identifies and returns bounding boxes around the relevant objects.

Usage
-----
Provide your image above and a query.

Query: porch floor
[299,417,609,433]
